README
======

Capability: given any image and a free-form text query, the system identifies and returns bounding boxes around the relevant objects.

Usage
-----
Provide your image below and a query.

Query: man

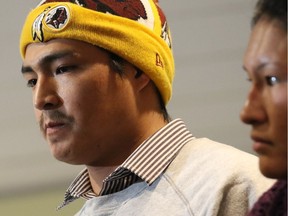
[19,0,272,215]
[240,0,287,215]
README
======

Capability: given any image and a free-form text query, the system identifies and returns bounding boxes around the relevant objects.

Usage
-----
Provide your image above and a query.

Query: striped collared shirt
[58,118,194,210]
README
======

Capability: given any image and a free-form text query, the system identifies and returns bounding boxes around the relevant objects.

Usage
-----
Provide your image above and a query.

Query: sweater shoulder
[161,138,274,215]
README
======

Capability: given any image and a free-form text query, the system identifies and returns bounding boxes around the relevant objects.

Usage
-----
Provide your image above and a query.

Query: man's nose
[33,77,62,110]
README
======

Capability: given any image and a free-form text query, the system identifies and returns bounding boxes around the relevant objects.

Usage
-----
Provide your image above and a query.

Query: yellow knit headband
[19,0,174,104]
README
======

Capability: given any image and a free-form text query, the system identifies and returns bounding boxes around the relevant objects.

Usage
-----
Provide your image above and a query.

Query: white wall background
[0,0,257,198]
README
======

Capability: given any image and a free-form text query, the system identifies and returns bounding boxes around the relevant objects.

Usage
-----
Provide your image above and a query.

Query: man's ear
[134,69,142,78]
[134,69,150,92]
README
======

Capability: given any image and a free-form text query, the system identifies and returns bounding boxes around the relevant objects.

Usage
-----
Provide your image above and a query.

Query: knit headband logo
[37,0,171,48]
[32,5,70,42]
[40,0,151,26]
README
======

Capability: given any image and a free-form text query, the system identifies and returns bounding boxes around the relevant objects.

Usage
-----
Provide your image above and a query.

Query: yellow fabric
[19,1,174,104]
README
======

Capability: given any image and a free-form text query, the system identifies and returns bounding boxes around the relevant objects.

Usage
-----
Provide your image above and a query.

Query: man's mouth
[44,121,66,135]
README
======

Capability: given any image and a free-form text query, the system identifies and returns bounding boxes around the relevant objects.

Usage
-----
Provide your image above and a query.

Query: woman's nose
[240,86,266,125]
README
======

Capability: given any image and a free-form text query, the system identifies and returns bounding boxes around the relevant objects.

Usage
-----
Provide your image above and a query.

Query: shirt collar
[58,118,194,209]
[119,118,194,184]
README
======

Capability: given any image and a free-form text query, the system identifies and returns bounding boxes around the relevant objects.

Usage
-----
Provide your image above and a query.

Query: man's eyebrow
[21,65,33,74]
[21,50,75,74]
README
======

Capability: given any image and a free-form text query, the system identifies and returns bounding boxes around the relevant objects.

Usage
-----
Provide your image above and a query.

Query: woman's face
[241,18,287,179]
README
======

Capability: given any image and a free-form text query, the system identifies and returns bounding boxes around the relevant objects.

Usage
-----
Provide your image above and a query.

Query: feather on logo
[32,7,50,42]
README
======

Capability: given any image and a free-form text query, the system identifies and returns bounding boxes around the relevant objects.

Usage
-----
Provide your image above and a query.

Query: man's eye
[55,66,76,75]
[265,76,279,86]
[27,79,37,88]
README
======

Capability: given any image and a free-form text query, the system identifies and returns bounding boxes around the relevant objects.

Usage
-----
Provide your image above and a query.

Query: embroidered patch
[45,6,70,30]
[156,53,163,68]
[32,5,70,42]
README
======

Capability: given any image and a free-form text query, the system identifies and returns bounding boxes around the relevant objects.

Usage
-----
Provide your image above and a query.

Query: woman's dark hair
[252,0,287,30]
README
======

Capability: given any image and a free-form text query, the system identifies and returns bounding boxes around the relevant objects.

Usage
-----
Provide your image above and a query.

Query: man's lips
[39,110,74,137]
[44,121,66,135]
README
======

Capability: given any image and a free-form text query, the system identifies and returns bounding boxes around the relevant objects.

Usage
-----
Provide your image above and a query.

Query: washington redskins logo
[45,6,69,29]
[32,5,70,42]
[35,0,171,48]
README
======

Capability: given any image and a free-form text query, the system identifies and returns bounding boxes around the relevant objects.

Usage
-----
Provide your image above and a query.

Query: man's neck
[86,165,119,195]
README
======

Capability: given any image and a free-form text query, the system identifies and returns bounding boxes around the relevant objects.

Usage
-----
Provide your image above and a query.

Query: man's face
[241,18,287,179]
[22,39,142,166]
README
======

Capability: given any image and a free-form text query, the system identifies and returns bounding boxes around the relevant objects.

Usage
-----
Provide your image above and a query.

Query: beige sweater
[76,138,274,216]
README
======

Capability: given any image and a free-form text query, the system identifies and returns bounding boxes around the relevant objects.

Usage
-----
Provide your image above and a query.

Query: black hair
[108,52,171,122]
[252,0,287,30]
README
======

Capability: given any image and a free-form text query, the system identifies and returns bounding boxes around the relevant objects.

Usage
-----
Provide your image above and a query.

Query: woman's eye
[245,77,252,82]
[265,76,279,86]
[27,79,37,88]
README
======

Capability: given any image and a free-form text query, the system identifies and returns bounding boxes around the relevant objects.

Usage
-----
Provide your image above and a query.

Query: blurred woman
[241,0,287,215]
